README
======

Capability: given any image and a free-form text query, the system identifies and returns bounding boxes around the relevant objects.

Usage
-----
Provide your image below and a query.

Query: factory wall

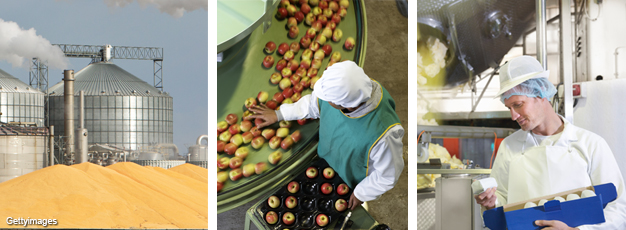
[586,0,626,80]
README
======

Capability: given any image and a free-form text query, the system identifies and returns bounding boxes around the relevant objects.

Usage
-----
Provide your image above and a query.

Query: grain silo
[47,62,173,151]
[0,69,45,126]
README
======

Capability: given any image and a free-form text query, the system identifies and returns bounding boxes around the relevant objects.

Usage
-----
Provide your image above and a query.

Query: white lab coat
[275,80,404,202]
[491,116,626,229]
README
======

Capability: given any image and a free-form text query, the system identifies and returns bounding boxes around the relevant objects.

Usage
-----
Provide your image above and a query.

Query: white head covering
[315,61,372,108]
[495,55,550,99]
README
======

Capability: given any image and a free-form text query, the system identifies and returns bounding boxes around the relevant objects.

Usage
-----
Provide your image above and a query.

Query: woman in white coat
[474,56,626,229]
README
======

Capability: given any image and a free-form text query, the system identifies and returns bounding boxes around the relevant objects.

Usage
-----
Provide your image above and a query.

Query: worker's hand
[348,193,362,210]
[248,104,278,129]
[534,220,579,230]
[474,187,497,210]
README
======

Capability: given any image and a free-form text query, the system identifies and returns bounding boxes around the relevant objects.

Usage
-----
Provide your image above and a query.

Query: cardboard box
[483,183,617,230]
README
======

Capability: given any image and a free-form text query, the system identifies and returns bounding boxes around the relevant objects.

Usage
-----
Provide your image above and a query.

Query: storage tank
[0,69,45,126]
[47,62,173,150]
[0,126,48,183]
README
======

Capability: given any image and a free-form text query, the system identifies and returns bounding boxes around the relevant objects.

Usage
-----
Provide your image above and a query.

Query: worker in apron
[474,56,626,229]
[250,61,404,211]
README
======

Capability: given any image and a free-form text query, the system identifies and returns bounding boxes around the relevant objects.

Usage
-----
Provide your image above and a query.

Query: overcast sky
[0,0,208,154]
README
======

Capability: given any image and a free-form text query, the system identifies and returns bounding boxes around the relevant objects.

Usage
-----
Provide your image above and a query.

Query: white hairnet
[315,61,372,108]
[500,78,557,103]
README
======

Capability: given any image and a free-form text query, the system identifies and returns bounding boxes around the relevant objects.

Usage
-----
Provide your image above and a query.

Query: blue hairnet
[500,78,557,103]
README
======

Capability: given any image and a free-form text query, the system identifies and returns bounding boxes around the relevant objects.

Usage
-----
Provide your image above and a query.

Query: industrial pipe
[196,134,208,145]
[536,0,548,69]
[63,70,75,159]
[155,143,179,159]
[76,90,88,163]
[49,125,54,166]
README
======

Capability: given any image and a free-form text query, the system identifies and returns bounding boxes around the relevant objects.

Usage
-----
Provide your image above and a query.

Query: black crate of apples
[258,158,352,229]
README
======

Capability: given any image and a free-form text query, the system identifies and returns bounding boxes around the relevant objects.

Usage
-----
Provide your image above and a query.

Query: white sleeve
[353,125,404,202]
[275,92,321,121]
[577,138,626,230]
[490,140,511,208]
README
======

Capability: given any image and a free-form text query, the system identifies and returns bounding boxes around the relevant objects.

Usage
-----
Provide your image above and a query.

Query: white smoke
[104,0,208,18]
[0,19,69,70]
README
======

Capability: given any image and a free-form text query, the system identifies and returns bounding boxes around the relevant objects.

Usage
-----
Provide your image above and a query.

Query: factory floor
[217,0,409,229]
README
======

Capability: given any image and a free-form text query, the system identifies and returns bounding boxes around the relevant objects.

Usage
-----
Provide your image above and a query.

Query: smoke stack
[63,70,75,160]
[76,90,88,163]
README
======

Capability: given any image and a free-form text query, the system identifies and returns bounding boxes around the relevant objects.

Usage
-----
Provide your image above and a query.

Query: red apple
[243,110,254,120]
[276,8,288,20]
[338,7,347,18]
[311,59,322,69]
[281,68,292,79]
[240,120,253,132]
[255,118,264,127]
[310,0,319,6]
[295,67,307,78]
[300,35,311,49]
[288,26,299,38]
[257,91,269,103]
[326,21,337,30]
[320,182,333,195]
[241,131,254,144]
[219,131,232,143]
[301,4,312,15]
[314,50,325,61]
[344,37,355,50]
[278,42,289,55]
[307,68,318,78]
[291,130,302,142]
[323,167,335,179]
[317,14,328,26]
[306,166,318,178]
[244,97,257,109]
[276,59,287,71]
[279,120,293,129]
[217,140,226,152]
[295,11,304,23]
[309,41,320,52]
[311,20,322,32]
[316,213,329,227]
[264,41,277,54]
[282,212,295,225]
[250,126,262,137]
[322,44,332,56]
[226,113,238,125]
[217,171,228,183]
[284,50,295,61]
[268,150,283,165]
[229,156,243,169]
[229,168,243,181]
[242,163,256,177]
[217,157,230,170]
[266,211,278,224]
[331,13,341,24]
[285,196,298,209]
[300,59,311,69]
[291,92,302,102]
[287,17,298,28]
[290,74,301,85]
[321,27,332,38]
[315,34,327,45]
[311,76,320,89]
[323,8,333,18]
[337,183,349,195]
[269,136,282,149]
[282,87,294,99]
[293,82,304,93]
[281,137,294,150]
[230,134,243,146]
[217,182,223,192]
[287,59,299,71]
[335,199,347,212]
[287,4,297,16]
[271,92,284,104]
[319,0,328,9]
[305,28,317,39]
[305,12,315,25]
[329,1,339,11]
[228,124,241,135]
[235,146,250,159]
[301,49,313,60]
[301,76,311,88]
[268,195,280,208]
[262,128,276,140]
[256,162,268,174]
[279,0,290,8]
[339,0,349,8]
[330,51,341,62]
[266,100,278,110]
[276,127,290,138]
[251,136,265,149]
[217,121,229,133]
[263,55,275,68]
[297,118,308,125]
[287,181,300,193]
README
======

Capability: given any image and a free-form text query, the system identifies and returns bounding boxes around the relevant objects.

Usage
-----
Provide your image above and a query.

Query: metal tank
[0,69,45,126]
[0,126,48,183]
[47,62,173,150]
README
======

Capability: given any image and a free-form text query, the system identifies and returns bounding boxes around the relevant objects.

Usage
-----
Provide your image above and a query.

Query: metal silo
[0,69,45,126]
[48,62,173,150]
